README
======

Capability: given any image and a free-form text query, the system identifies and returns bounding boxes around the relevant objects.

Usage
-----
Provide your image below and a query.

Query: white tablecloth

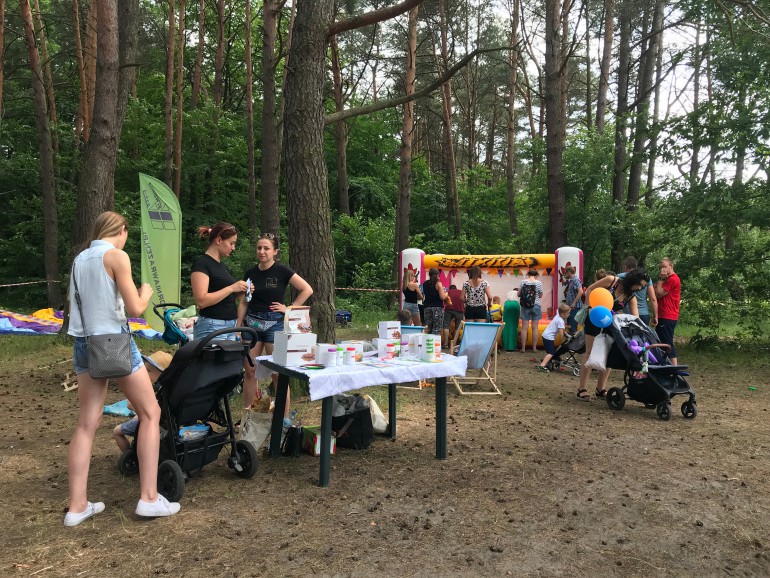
[256,354,467,401]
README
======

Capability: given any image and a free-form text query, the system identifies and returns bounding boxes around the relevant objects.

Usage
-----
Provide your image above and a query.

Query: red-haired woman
[191,223,248,340]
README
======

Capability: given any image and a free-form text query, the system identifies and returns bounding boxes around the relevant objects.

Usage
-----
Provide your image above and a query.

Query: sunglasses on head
[260,233,276,239]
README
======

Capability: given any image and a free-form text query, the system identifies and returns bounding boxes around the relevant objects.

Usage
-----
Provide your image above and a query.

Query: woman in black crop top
[576,268,650,400]
[191,223,249,341]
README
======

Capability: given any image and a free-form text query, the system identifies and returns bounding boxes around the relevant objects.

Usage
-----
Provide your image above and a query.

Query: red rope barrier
[0,280,60,288]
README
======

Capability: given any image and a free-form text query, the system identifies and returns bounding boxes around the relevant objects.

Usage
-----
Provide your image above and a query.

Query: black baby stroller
[546,330,585,376]
[603,314,696,421]
[153,302,191,346]
[117,327,260,501]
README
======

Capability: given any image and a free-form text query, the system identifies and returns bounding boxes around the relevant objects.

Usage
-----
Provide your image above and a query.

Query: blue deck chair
[451,321,503,395]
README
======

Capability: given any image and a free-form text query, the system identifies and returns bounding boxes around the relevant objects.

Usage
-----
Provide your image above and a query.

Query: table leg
[435,376,447,460]
[319,396,333,487]
[388,383,397,440]
[268,373,290,457]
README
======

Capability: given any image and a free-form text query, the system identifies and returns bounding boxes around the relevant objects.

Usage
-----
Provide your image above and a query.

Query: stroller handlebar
[152,302,184,319]
[192,327,259,366]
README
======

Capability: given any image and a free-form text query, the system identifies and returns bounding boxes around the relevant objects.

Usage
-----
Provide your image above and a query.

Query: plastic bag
[585,333,614,371]
[363,394,388,435]
[239,409,272,449]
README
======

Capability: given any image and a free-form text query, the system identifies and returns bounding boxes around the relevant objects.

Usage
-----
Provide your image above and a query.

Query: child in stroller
[117,327,260,501]
[545,330,585,377]
[603,314,696,420]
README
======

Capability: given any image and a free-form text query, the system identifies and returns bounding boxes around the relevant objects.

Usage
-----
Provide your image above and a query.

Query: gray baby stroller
[604,314,696,421]
[546,331,585,376]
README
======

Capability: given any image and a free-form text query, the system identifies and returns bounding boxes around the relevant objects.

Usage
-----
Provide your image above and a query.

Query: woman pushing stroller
[576,268,650,400]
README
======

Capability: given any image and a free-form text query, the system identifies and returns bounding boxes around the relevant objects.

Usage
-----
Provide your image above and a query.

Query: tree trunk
[20,0,60,306]
[645,18,664,204]
[173,0,185,198]
[610,3,630,268]
[284,0,337,344]
[595,0,614,134]
[584,0,592,129]
[191,0,205,108]
[245,0,256,232]
[32,0,58,156]
[206,0,225,203]
[260,0,281,236]
[0,0,5,114]
[331,35,350,215]
[544,0,568,250]
[83,1,98,142]
[689,22,701,184]
[73,0,119,250]
[163,0,175,187]
[394,5,418,275]
[438,0,460,236]
[506,0,520,236]
[116,0,138,142]
[627,0,662,209]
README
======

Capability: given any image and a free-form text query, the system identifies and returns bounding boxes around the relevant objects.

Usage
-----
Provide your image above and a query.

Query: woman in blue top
[66,211,180,526]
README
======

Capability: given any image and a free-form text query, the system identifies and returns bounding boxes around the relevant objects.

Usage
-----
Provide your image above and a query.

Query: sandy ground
[1,339,769,577]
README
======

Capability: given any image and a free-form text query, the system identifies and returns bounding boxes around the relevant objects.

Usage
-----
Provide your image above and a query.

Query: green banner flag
[139,173,182,332]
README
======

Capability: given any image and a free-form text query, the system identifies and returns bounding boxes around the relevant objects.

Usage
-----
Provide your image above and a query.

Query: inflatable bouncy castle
[399,247,583,347]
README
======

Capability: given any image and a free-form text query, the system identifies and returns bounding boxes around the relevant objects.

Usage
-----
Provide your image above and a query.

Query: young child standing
[537,303,571,373]
[488,296,503,322]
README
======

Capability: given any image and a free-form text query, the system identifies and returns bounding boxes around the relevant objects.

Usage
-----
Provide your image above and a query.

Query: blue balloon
[589,305,612,328]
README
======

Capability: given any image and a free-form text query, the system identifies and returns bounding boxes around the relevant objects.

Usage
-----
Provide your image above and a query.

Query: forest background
[0,0,768,345]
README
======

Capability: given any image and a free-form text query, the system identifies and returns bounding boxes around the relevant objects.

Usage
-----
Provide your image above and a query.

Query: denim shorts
[245,311,284,344]
[520,304,542,322]
[402,302,419,316]
[194,316,238,341]
[119,417,139,436]
[73,335,143,376]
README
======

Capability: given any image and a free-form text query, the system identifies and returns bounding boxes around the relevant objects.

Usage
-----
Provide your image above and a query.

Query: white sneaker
[64,501,105,527]
[135,494,181,518]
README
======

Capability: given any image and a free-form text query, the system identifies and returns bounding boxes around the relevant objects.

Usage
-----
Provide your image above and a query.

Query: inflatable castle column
[399,248,426,308]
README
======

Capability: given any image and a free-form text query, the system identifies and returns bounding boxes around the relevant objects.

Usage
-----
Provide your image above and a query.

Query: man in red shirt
[655,258,681,365]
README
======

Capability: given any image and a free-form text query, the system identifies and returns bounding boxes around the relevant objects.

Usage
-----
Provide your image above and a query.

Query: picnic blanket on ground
[0,308,162,340]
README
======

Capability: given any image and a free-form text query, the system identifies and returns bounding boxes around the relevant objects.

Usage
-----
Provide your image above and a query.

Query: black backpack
[520,283,538,308]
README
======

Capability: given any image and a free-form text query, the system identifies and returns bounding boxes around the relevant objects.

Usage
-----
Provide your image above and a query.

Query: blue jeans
[73,335,143,376]
[567,307,580,333]
[194,316,237,341]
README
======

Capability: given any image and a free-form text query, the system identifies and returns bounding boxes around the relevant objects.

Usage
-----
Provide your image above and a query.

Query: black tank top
[423,280,443,308]
[403,286,419,303]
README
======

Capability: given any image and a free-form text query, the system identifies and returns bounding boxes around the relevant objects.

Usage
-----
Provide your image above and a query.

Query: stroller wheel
[118,447,139,476]
[656,401,672,421]
[606,387,625,411]
[548,360,561,371]
[681,400,698,419]
[231,440,259,479]
[158,459,185,502]
[572,366,580,377]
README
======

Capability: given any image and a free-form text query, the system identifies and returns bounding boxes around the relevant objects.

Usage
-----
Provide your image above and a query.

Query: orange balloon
[589,287,613,309]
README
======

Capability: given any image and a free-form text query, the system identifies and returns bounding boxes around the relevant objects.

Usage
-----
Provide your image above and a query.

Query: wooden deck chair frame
[450,321,503,395]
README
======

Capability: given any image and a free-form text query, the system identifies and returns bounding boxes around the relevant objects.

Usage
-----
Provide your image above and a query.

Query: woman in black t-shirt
[237,233,313,409]
[191,223,248,340]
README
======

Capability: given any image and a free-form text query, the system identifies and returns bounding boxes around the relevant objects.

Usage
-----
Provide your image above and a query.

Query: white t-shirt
[542,315,565,341]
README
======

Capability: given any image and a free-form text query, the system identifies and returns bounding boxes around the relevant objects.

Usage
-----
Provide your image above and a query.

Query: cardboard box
[378,320,401,341]
[339,340,365,362]
[373,338,399,359]
[302,425,337,456]
[273,332,318,366]
[284,306,312,334]
[314,343,337,366]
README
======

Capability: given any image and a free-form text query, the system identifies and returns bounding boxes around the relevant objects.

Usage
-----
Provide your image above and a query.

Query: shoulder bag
[72,263,133,379]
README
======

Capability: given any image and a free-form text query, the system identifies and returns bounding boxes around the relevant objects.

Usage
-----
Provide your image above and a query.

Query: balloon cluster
[586,288,613,328]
